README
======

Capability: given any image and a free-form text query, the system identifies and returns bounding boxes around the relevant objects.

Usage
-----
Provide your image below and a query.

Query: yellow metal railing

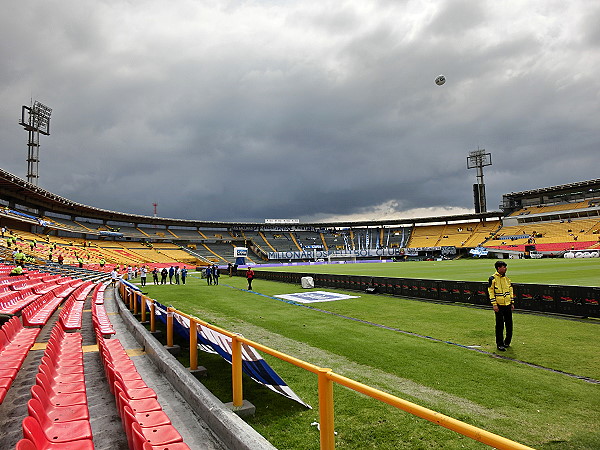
[119,283,534,450]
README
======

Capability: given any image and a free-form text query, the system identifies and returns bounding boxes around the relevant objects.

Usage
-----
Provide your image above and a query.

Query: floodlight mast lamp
[19,100,52,185]
[467,148,492,213]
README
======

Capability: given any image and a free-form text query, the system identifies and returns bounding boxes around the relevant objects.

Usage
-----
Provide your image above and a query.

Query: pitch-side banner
[268,248,405,260]
[148,299,310,408]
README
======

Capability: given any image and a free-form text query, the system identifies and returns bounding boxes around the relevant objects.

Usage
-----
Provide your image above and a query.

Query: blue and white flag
[149,299,310,408]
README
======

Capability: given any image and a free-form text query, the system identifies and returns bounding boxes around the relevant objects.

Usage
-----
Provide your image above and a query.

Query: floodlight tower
[467,148,492,213]
[19,100,52,185]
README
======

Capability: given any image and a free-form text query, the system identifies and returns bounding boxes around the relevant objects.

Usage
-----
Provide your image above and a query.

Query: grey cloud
[0,1,598,222]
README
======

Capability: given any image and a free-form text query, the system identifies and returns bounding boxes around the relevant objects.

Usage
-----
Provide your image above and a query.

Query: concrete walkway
[0,280,276,449]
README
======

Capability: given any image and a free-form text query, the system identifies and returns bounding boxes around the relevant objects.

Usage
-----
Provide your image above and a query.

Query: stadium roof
[502,179,600,211]
[0,167,503,229]
[504,179,600,198]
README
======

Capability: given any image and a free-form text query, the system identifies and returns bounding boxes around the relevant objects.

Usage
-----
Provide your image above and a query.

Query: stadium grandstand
[1,166,599,448]
[1,169,599,266]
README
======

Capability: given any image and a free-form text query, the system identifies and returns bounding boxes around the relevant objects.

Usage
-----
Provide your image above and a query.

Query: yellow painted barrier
[231,335,244,407]
[189,321,198,371]
[318,368,335,450]
[150,298,156,332]
[141,294,146,323]
[166,307,174,348]
[120,283,535,450]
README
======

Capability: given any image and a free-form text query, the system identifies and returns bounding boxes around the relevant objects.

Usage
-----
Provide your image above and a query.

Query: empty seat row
[92,282,106,305]
[18,323,94,449]
[6,278,46,292]
[92,302,116,337]
[0,288,41,315]
[91,283,115,337]
[96,332,189,449]
[71,281,95,302]
[22,281,84,327]
[0,316,40,404]
[58,296,86,331]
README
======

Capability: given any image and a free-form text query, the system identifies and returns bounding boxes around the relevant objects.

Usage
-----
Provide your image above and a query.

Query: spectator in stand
[58,254,64,265]
[181,267,187,284]
[246,267,255,290]
[10,265,24,276]
[14,249,25,266]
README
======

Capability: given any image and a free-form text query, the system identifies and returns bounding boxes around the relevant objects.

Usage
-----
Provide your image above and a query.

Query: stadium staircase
[177,246,213,265]
[320,233,328,251]
[289,233,303,251]
[258,232,277,252]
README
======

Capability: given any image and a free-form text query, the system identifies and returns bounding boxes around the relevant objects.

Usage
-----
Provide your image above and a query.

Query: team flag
[149,299,310,408]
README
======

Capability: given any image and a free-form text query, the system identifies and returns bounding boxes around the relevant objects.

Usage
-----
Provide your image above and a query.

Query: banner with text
[268,248,405,260]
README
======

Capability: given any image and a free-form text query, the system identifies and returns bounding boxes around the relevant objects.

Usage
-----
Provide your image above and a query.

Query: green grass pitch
[139,258,599,449]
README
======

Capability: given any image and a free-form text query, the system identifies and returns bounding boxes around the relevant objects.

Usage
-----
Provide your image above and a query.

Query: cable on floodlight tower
[467,148,492,213]
[19,100,52,185]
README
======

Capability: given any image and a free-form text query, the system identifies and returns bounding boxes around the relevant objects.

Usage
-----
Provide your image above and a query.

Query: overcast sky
[1,1,598,223]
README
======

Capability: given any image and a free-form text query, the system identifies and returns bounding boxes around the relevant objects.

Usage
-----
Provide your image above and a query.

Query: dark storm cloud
[1,1,598,222]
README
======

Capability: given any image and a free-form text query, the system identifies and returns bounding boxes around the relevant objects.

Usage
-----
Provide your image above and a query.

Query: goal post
[327,253,357,264]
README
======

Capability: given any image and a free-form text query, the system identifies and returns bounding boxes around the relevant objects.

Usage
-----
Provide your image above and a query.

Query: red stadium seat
[27,401,93,443]
[142,442,191,450]
[38,364,85,384]
[126,410,183,449]
[21,416,94,449]
[15,439,36,450]
[32,382,87,408]
[115,388,162,417]
[36,372,86,395]
[40,356,84,375]
[0,367,18,380]
[28,394,89,423]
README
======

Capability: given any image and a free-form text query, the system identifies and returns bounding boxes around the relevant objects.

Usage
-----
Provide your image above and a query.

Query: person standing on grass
[205,266,213,285]
[488,260,515,352]
[140,265,147,287]
[181,267,187,284]
[246,267,255,291]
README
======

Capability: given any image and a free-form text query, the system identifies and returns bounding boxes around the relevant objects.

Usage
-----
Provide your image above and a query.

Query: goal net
[327,253,357,263]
